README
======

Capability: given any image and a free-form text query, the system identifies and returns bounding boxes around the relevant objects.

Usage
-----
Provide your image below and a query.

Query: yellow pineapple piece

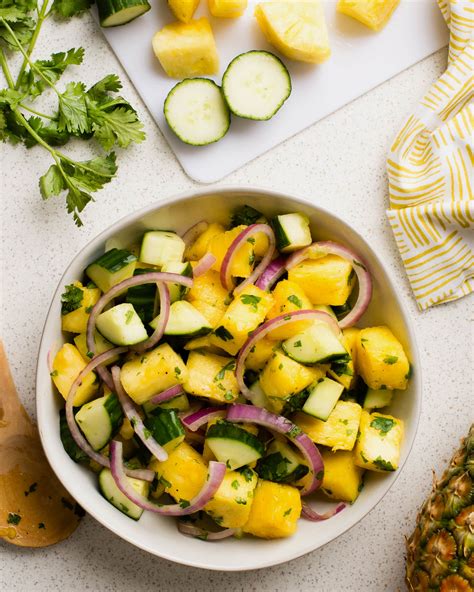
[168,0,200,23]
[152,18,219,78]
[243,479,301,538]
[245,336,278,371]
[186,268,230,310]
[327,327,360,390]
[255,0,330,64]
[294,400,362,451]
[356,326,410,390]
[51,343,98,406]
[185,223,225,261]
[354,410,404,472]
[205,468,258,528]
[321,450,364,503]
[208,225,255,278]
[61,281,101,334]
[337,0,400,31]
[208,0,247,17]
[190,300,226,329]
[266,279,313,340]
[183,350,239,403]
[73,331,119,366]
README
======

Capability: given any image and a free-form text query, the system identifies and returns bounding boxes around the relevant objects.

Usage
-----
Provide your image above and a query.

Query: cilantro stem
[0,47,15,88]
[19,103,56,120]
[15,0,50,89]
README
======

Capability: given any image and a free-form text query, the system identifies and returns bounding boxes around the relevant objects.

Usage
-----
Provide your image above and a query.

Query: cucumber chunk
[96,303,148,346]
[283,322,348,364]
[160,261,193,303]
[97,0,151,27]
[126,268,158,324]
[164,78,230,146]
[59,410,89,463]
[248,380,270,409]
[143,393,190,415]
[140,231,185,267]
[75,393,123,451]
[302,378,344,421]
[363,388,393,410]
[86,248,137,293]
[222,50,291,120]
[272,213,312,253]
[99,468,149,520]
[256,440,308,483]
[150,300,212,337]
[206,420,264,470]
[144,408,185,454]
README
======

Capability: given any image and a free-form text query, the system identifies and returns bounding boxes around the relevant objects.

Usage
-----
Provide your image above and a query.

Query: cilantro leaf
[20,48,84,97]
[231,205,263,227]
[287,294,302,308]
[89,104,145,150]
[61,284,83,314]
[370,417,395,435]
[240,294,261,311]
[383,355,398,365]
[87,74,122,101]
[58,81,89,134]
[52,0,94,18]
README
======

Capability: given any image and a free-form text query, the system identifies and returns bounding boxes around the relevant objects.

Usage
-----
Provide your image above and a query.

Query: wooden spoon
[0,340,82,547]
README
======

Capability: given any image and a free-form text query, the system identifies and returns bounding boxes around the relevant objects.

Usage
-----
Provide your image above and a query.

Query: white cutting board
[97,1,448,183]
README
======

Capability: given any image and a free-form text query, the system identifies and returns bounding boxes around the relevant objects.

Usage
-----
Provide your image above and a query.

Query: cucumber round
[164,78,230,146]
[97,0,151,27]
[206,420,264,470]
[222,50,291,121]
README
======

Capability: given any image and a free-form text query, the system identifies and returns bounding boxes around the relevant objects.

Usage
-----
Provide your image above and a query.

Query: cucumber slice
[282,322,348,365]
[139,231,185,267]
[160,261,193,303]
[206,420,264,470]
[86,248,137,293]
[99,468,149,520]
[75,393,123,451]
[143,393,190,414]
[74,331,119,365]
[164,78,230,146]
[126,268,158,324]
[59,410,89,463]
[363,388,393,410]
[150,300,212,337]
[96,303,148,346]
[256,439,308,483]
[272,213,312,253]
[222,50,291,121]
[302,378,344,421]
[97,0,151,27]
[248,380,270,409]
[144,409,185,454]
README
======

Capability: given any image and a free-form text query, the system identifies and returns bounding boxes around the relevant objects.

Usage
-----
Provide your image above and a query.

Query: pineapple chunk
[61,282,101,334]
[356,326,410,390]
[209,0,247,17]
[245,336,278,371]
[51,343,98,406]
[266,280,313,340]
[288,254,354,306]
[210,285,274,355]
[337,0,400,31]
[205,468,258,528]
[152,18,219,79]
[321,450,364,503]
[186,268,230,310]
[120,343,187,405]
[243,479,301,538]
[185,223,225,261]
[208,225,255,278]
[294,400,362,451]
[328,327,360,390]
[183,350,239,403]
[255,0,330,64]
[168,0,200,23]
[190,300,226,329]
[74,331,118,365]
[150,442,207,501]
[354,411,403,472]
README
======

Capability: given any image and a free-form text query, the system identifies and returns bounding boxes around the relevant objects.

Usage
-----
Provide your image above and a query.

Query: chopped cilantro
[86,351,94,359]
[85,306,93,314]
[50,370,58,377]
[383,355,398,365]
[212,515,223,525]
[240,294,261,311]
[179,499,190,509]
[405,364,413,380]
[125,309,134,324]
[293,340,302,348]
[238,467,254,482]
[288,425,302,439]
[247,237,256,244]
[278,363,284,370]
[214,360,236,382]
[315,470,324,481]
[158,475,172,489]
[360,451,368,464]
[231,480,240,490]
[287,295,302,308]
[347,269,356,285]
[214,326,234,342]
[224,392,235,401]
[370,417,396,435]
[283,315,291,321]
[143,428,152,440]
[235,497,247,505]
[224,295,233,306]
[24,482,38,496]
[61,284,84,315]
[174,366,181,376]
[38,522,46,529]
[231,205,263,227]
[283,508,292,517]
[196,532,208,541]
[7,513,21,525]
[249,252,255,266]
[339,419,349,425]
[373,457,395,471]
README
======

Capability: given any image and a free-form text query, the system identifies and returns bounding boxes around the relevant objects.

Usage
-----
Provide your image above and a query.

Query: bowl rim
[36,185,422,571]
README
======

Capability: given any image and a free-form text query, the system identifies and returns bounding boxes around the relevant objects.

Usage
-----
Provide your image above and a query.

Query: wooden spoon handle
[0,340,29,428]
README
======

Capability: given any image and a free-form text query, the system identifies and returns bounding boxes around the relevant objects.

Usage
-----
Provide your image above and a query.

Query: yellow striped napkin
[386,0,473,310]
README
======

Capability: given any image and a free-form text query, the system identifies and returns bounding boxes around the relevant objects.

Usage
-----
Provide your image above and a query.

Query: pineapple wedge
[168,0,200,23]
[337,0,400,32]
[152,18,219,78]
[321,450,364,503]
[354,410,404,472]
[209,0,247,18]
[255,0,330,64]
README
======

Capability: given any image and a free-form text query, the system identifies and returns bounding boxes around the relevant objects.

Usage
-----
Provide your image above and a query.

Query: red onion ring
[182,220,208,246]
[226,404,324,496]
[109,440,226,516]
[220,224,276,294]
[193,253,216,278]
[301,501,346,521]
[64,348,154,482]
[255,255,287,291]
[285,241,372,329]
[182,407,226,432]
[111,366,168,462]
[177,521,235,540]
[149,384,185,406]
[236,309,340,402]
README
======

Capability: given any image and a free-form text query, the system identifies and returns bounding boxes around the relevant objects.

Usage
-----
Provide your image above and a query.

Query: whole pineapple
[406,425,474,591]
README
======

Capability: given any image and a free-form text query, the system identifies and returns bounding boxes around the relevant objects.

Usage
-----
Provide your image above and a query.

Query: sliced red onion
[236,310,340,402]
[177,521,235,541]
[301,501,346,521]
[193,253,216,277]
[132,282,170,353]
[111,366,168,462]
[149,384,185,405]
[226,404,324,495]
[255,255,287,291]
[182,220,208,246]
[182,407,226,432]
[64,348,154,482]
[285,241,372,329]
[109,440,226,516]
[220,224,276,294]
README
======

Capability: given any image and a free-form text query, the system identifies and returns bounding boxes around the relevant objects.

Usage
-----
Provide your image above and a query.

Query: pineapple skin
[406,425,474,591]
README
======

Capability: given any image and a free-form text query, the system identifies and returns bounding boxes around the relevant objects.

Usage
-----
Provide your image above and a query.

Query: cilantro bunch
[0,0,145,226]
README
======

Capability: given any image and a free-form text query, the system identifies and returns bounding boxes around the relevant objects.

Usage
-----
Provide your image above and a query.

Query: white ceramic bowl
[36,187,421,571]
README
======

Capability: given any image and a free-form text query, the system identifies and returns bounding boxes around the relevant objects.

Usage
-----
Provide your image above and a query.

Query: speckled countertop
[1,10,472,592]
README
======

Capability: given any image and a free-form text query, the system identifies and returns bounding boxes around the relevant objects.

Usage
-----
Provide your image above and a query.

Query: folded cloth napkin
[386,0,473,310]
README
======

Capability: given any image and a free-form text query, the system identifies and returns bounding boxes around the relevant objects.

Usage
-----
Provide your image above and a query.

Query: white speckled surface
[0,11,472,592]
